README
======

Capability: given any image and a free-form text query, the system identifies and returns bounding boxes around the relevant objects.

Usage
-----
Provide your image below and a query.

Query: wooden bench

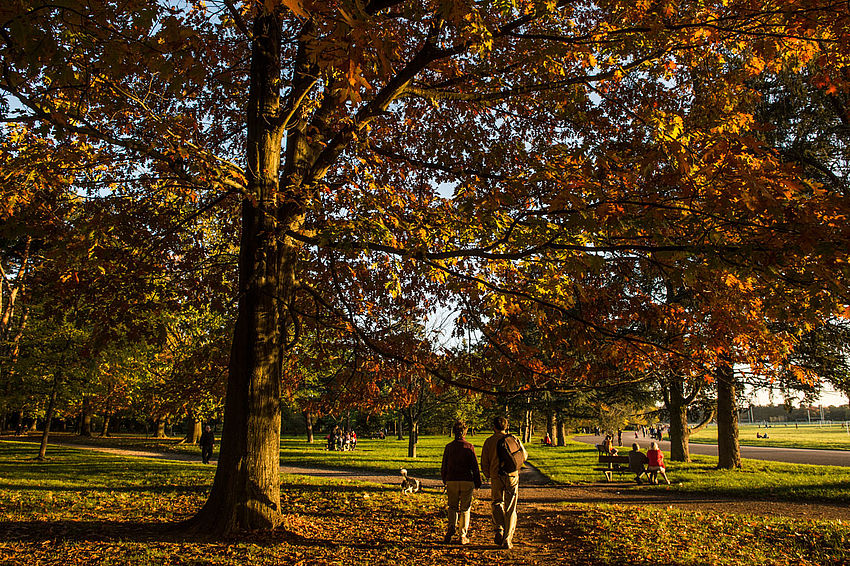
[593,454,632,482]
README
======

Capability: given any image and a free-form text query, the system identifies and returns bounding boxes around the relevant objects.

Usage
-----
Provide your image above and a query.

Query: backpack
[496,434,525,475]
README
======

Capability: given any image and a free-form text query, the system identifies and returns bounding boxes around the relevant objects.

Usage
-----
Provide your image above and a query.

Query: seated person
[647,441,671,485]
[627,443,649,484]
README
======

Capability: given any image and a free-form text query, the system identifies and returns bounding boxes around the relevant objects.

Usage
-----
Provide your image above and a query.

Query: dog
[400,468,421,494]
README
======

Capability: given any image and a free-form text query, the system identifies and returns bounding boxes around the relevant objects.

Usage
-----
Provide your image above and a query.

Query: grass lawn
[527,439,850,504]
[2,439,849,565]
[690,423,850,451]
[35,431,850,505]
[42,432,453,476]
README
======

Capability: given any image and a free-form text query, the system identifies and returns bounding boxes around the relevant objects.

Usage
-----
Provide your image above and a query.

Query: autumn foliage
[2,0,850,533]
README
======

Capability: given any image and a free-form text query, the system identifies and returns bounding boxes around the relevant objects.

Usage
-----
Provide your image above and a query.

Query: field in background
[689,423,850,451]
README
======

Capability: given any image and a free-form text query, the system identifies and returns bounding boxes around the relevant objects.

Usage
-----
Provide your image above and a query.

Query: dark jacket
[628,449,648,473]
[199,430,215,448]
[441,438,482,487]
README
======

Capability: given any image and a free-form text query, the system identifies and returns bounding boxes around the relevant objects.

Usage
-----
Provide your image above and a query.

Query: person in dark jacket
[440,420,482,545]
[627,443,649,484]
[199,425,215,464]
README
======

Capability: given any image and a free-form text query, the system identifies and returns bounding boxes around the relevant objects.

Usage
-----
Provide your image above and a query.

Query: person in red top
[441,421,483,545]
[647,441,671,484]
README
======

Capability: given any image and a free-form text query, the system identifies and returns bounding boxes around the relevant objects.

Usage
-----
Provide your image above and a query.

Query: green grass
[33,431,850,505]
[40,432,453,476]
[690,423,850,451]
[277,435,450,477]
[529,438,850,504]
[2,439,850,565]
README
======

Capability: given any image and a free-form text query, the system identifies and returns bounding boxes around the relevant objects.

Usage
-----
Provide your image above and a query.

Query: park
[2,425,850,564]
[1,0,850,564]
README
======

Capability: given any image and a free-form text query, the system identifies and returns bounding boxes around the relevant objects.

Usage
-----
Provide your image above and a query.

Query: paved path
[574,434,850,467]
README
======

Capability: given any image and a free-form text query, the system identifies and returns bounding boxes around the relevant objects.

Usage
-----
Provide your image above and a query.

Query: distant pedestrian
[199,425,215,464]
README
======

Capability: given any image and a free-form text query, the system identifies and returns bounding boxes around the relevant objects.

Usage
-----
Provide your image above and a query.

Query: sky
[747,386,848,408]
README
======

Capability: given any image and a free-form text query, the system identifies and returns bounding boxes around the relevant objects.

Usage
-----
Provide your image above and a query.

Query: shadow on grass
[0,519,182,543]
[0,482,209,494]
[682,481,850,505]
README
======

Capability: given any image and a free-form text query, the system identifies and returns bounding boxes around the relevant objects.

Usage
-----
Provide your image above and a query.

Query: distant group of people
[756,432,770,439]
[326,426,357,451]
[439,415,527,549]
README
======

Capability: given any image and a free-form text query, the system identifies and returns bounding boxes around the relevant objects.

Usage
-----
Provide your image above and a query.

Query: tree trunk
[101,414,111,437]
[38,371,61,460]
[668,401,690,462]
[522,407,533,443]
[556,413,566,446]
[155,418,167,438]
[396,414,404,440]
[304,411,314,443]
[407,419,419,458]
[185,10,296,536]
[546,410,556,443]
[185,412,202,444]
[716,362,741,469]
[80,396,92,437]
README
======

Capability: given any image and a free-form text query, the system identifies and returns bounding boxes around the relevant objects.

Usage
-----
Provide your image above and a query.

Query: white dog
[400,468,421,494]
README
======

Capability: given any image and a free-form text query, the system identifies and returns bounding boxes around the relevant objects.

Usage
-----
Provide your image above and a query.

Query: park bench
[594,454,632,482]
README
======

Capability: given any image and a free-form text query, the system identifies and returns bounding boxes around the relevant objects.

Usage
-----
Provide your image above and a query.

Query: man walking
[480,416,527,549]
[440,421,482,544]
[199,425,215,464]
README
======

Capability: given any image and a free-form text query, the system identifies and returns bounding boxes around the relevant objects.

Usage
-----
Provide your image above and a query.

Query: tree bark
[80,396,92,437]
[556,413,566,446]
[303,411,314,443]
[407,418,419,458]
[185,10,296,535]
[546,410,556,443]
[716,361,741,469]
[155,418,167,438]
[184,412,202,444]
[521,407,533,443]
[100,409,112,437]
[668,401,690,462]
[38,371,61,460]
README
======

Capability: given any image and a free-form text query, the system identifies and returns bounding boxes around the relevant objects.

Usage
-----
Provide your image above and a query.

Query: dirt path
[31,440,850,522]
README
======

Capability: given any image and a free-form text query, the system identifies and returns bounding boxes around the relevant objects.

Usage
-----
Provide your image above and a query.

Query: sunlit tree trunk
[556,413,566,446]
[716,361,741,469]
[79,396,92,437]
[184,410,202,444]
[100,406,112,437]
[303,411,314,443]
[186,11,297,535]
[155,417,167,438]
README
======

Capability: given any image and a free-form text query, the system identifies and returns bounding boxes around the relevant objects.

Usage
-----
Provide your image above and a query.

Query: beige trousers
[490,474,519,544]
[445,480,475,537]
